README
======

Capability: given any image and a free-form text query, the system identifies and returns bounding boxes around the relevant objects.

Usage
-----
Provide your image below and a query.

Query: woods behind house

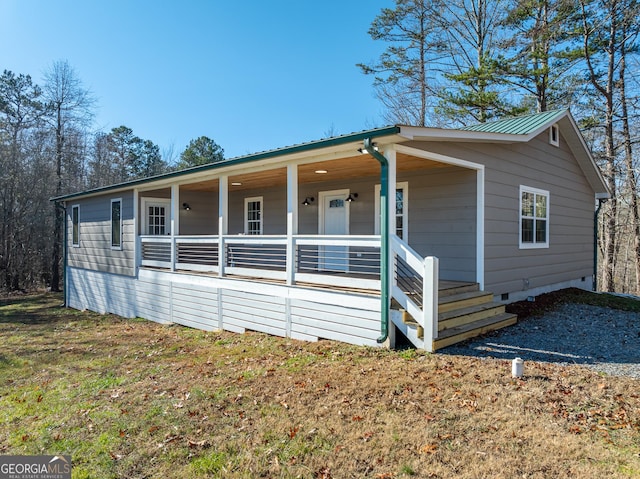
[2,0,640,294]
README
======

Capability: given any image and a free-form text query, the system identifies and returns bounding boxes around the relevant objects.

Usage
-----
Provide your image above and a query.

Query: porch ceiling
[179,152,449,192]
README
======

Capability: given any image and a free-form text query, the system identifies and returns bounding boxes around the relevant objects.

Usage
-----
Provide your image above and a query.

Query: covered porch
[130,139,493,351]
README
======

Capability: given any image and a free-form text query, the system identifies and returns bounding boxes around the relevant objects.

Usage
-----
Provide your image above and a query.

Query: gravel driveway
[440,303,640,379]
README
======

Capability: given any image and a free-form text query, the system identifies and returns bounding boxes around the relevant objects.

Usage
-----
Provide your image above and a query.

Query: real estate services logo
[0,456,71,479]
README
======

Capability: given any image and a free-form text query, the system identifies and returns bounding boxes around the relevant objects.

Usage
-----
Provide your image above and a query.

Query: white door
[319,189,350,272]
[142,199,170,235]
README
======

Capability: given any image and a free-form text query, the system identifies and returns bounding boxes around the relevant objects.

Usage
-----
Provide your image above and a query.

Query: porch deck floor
[142,267,473,296]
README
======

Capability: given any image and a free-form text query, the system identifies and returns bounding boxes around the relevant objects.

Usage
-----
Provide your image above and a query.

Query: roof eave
[398,125,529,143]
[51,125,402,203]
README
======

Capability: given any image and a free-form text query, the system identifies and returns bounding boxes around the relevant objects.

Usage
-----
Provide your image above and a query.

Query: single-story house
[52,109,609,352]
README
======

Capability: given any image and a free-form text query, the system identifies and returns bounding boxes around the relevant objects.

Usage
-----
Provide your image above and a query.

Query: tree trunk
[619,33,640,294]
[50,106,63,292]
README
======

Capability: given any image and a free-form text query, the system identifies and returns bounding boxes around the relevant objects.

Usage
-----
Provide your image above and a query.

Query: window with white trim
[519,185,549,248]
[71,205,80,247]
[245,196,263,235]
[111,198,122,249]
[374,182,408,241]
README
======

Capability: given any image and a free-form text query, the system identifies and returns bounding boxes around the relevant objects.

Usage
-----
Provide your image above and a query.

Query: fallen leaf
[421,443,438,454]
[187,438,210,448]
[315,466,332,478]
[289,426,300,439]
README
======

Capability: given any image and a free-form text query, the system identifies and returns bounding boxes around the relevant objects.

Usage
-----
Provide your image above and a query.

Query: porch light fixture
[231,182,242,186]
[182,203,191,211]
[314,169,328,174]
[302,196,315,206]
[346,193,358,202]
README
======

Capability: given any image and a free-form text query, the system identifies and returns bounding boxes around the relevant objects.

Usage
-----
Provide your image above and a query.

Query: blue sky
[1,0,393,159]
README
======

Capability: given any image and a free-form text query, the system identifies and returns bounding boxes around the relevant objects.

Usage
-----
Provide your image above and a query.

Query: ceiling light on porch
[314,169,328,174]
[302,196,315,206]
[231,182,242,186]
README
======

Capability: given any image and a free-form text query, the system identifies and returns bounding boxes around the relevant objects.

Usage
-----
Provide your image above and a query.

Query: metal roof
[460,109,567,135]
[51,125,401,202]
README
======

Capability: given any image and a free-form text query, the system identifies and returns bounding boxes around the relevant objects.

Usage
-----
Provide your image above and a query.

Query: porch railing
[139,234,438,347]
[139,234,382,290]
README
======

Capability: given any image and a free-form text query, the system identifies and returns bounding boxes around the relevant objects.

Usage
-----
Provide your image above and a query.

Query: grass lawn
[1,293,639,478]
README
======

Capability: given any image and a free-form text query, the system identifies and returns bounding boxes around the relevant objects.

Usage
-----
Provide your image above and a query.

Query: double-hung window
[71,205,80,247]
[245,197,263,235]
[111,199,122,249]
[519,186,549,249]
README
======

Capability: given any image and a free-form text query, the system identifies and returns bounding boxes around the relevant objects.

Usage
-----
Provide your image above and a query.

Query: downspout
[55,201,68,307]
[364,138,389,344]
[593,198,607,292]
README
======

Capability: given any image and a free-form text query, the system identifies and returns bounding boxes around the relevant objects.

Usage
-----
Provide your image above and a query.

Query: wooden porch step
[400,310,423,339]
[438,290,493,313]
[438,281,479,298]
[433,313,518,350]
[438,302,506,331]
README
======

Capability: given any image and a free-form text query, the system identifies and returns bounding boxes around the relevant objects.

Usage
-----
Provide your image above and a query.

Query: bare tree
[43,60,94,292]
[578,0,637,292]
[0,70,45,290]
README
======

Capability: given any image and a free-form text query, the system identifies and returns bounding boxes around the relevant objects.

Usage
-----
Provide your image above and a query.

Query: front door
[143,199,170,235]
[319,189,350,272]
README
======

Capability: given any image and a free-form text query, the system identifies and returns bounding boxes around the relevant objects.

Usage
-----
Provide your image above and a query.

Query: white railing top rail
[141,234,382,246]
[391,235,425,274]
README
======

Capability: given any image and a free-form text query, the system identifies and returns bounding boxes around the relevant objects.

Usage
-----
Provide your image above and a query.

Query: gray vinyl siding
[228,186,287,234]
[399,167,476,282]
[179,190,218,235]
[184,170,477,281]
[407,129,595,295]
[67,192,135,276]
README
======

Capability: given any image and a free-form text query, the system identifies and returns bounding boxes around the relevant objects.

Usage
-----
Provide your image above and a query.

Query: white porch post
[476,167,485,290]
[384,146,397,348]
[133,188,140,274]
[385,146,397,272]
[423,256,439,351]
[218,175,228,277]
[170,184,179,271]
[286,164,298,285]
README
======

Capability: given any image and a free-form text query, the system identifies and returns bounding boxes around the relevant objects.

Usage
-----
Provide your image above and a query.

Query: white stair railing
[391,236,438,350]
